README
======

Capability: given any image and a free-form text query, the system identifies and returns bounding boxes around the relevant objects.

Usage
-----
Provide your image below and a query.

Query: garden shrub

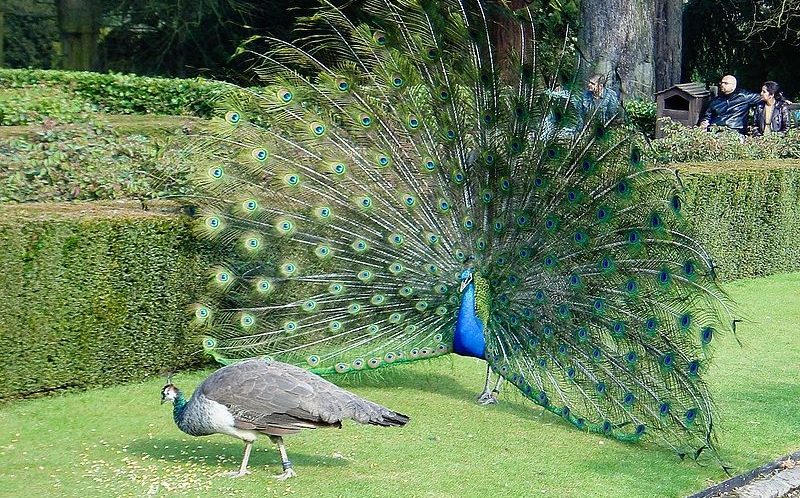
[0,85,98,126]
[652,118,800,162]
[0,202,218,400]
[681,164,800,281]
[0,118,196,202]
[624,99,657,138]
[0,68,234,124]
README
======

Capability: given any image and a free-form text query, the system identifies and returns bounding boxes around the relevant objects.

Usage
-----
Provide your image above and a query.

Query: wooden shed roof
[655,82,710,98]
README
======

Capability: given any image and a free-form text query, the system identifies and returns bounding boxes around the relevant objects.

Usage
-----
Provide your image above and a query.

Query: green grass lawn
[1,273,799,498]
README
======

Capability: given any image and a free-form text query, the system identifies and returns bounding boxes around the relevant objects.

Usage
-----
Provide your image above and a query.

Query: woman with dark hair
[752,81,791,136]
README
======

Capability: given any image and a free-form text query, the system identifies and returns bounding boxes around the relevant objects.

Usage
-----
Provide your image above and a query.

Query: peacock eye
[251,148,268,161]
[277,88,293,102]
[225,111,240,123]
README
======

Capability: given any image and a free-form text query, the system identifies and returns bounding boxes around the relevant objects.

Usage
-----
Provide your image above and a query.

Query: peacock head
[459,268,475,292]
[161,384,181,404]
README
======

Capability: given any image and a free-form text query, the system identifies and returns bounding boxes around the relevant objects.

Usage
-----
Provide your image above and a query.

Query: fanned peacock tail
[184,0,734,461]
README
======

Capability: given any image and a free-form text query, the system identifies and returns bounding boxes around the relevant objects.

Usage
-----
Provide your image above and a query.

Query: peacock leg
[271,436,297,480]
[226,440,253,477]
[476,364,501,405]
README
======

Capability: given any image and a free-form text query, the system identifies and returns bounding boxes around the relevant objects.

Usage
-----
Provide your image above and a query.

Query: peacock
[183,0,734,464]
[161,358,409,479]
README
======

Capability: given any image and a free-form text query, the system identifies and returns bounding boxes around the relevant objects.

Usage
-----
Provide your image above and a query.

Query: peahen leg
[270,436,297,480]
[226,440,253,477]
[476,364,502,405]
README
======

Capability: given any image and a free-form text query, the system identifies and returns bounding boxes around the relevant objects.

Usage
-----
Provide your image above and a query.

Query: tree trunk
[653,0,682,92]
[578,0,656,101]
[56,0,100,70]
[0,10,5,68]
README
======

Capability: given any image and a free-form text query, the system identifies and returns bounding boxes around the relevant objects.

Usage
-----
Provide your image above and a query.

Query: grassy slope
[0,273,799,498]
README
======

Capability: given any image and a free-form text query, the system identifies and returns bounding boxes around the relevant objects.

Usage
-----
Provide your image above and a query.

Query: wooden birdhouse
[655,83,711,138]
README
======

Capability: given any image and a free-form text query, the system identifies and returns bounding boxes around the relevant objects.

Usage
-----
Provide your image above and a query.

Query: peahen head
[160,384,182,405]
[161,383,189,427]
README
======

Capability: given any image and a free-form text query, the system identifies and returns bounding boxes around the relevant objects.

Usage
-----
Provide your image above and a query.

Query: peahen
[160,358,409,479]
[185,0,734,463]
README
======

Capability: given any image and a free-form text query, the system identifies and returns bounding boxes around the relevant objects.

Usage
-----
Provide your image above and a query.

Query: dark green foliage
[683,165,800,281]
[683,0,800,100]
[0,204,218,400]
[0,69,232,122]
[624,100,657,138]
[5,0,321,79]
[99,0,323,79]
[1,2,59,69]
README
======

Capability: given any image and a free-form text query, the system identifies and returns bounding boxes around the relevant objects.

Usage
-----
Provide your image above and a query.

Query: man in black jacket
[698,75,761,134]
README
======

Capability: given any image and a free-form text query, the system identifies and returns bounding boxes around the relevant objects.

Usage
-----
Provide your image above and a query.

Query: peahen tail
[184,0,734,461]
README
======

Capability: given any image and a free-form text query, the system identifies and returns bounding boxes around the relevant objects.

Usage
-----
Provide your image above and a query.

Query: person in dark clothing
[752,81,791,136]
[698,75,761,134]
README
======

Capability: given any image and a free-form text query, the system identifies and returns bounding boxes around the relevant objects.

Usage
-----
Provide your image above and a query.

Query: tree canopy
[1,0,799,99]
[683,0,800,98]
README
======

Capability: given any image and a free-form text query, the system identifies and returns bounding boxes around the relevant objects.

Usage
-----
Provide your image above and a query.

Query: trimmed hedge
[0,68,233,124]
[0,201,217,400]
[624,99,657,138]
[682,161,800,281]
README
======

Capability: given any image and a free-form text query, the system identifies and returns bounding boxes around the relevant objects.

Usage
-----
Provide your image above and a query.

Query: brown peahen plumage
[183,0,734,464]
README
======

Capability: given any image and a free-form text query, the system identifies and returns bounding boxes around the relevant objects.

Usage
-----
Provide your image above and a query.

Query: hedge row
[2,164,799,400]
[0,68,234,124]
[0,202,217,400]
[681,162,800,281]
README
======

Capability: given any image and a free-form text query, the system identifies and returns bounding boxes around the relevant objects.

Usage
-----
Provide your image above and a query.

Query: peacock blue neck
[453,272,488,359]
[171,390,188,425]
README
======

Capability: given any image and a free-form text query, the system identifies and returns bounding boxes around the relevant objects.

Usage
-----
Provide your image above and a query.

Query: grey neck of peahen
[453,272,488,359]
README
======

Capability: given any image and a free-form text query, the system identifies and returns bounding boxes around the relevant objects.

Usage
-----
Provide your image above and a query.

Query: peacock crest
[183,0,734,462]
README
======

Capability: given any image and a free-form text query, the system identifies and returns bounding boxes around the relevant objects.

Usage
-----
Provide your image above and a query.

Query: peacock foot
[274,468,297,481]
[224,469,251,478]
[476,391,498,405]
